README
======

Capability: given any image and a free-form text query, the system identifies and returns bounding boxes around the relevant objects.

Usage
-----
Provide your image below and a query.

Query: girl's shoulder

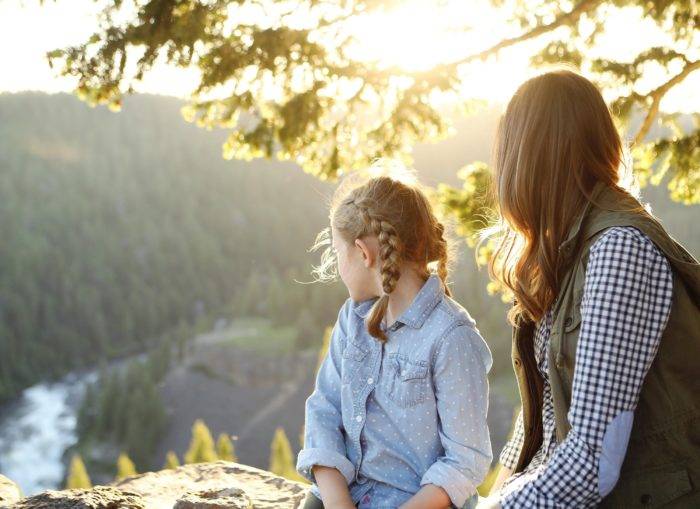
[430,295,492,371]
[431,292,477,330]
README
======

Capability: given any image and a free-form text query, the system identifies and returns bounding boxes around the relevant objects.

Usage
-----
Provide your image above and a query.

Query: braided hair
[328,169,453,341]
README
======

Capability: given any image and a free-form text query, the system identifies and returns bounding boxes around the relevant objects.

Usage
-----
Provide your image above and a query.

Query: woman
[479,70,700,508]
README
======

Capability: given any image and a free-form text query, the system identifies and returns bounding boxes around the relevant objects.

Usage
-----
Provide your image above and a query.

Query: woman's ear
[355,238,375,269]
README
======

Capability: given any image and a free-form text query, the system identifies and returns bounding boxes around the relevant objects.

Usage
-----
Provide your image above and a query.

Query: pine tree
[116,452,137,480]
[216,433,237,462]
[164,450,181,470]
[77,382,97,437]
[269,426,305,482]
[66,454,92,489]
[184,419,218,464]
[96,371,120,436]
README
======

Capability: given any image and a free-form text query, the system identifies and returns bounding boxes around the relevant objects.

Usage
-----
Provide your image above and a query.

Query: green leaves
[436,161,495,248]
[47,0,699,203]
[639,131,700,204]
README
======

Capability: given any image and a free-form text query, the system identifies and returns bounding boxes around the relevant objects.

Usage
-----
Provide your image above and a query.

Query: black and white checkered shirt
[497,226,674,508]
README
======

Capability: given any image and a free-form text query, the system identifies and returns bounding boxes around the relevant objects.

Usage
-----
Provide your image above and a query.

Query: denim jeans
[301,490,479,509]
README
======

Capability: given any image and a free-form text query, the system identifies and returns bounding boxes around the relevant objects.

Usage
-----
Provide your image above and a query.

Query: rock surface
[8,485,145,508]
[173,487,251,509]
[0,476,21,505]
[4,461,309,509]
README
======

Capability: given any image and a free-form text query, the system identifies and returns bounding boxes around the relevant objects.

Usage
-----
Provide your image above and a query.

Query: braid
[354,200,402,341]
[377,220,402,294]
[434,221,452,297]
[328,171,454,341]
[354,200,402,294]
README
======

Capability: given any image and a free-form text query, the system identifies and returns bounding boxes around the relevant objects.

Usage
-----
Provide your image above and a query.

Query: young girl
[479,70,700,508]
[296,167,493,509]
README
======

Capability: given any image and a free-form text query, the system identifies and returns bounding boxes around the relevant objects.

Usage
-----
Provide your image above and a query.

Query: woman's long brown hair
[489,69,628,325]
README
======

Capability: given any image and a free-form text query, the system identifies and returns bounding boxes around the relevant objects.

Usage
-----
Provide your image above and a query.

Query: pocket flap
[342,339,368,361]
[612,465,693,508]
[395,357,428,381]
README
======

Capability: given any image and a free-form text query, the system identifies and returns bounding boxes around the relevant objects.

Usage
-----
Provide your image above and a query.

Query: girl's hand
[489,464,513,494]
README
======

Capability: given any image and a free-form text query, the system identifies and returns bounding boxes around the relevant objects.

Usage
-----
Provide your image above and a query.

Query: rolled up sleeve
[296,300,355,485]
[420,324,493,508]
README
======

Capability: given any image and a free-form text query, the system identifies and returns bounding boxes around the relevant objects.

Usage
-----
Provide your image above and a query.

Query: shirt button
[367,377,374,384]
[356,415,362,422]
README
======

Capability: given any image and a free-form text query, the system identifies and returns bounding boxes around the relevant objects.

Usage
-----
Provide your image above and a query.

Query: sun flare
[344,0,534,103]
[1,0,697,111]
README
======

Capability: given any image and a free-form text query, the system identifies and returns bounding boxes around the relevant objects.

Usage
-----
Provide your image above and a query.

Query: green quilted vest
[510,182,700,508]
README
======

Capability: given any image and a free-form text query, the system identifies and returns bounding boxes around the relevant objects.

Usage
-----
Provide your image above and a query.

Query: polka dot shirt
[297,275,493,508]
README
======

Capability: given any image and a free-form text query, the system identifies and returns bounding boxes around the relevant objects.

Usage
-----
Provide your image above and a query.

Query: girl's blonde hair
[488,69,637,325]
[314,162,452,341]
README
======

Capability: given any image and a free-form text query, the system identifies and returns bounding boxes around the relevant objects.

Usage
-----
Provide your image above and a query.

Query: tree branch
[439,0,604,70]
[633,59,700,145]
[329,0,605,82]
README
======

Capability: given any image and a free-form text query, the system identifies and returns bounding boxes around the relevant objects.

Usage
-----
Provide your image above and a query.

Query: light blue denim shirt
[296,274,493,508]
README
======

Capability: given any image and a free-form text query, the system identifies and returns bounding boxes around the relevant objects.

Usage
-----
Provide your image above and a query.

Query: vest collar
[557,181,609,258]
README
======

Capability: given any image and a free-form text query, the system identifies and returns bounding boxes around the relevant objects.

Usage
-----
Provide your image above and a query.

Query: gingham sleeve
[498,408,524,470]
[500,226,674,508]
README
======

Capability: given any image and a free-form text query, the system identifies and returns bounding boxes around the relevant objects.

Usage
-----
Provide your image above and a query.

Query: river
[0,351,148,496]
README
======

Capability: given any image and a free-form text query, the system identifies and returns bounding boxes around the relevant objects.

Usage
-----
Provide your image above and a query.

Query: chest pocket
[341,337,368,382]
[385,355,429,408]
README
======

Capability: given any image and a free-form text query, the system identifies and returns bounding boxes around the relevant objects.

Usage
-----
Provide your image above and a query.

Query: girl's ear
[355,238,375,269]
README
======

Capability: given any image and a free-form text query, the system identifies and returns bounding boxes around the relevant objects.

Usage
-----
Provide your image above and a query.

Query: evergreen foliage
[116,452,138,480]
[216,433,237,462]
[269,426,305,482]
[0,92,346,403]
[65,454,92,489]
[47,0,699,202]
[184,419,218,464]
[164,451,181,469]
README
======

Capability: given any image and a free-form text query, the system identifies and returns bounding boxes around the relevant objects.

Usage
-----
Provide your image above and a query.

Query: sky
[0,0,698,112]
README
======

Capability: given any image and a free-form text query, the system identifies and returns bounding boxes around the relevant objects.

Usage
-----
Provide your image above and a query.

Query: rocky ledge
[0,461,309,508]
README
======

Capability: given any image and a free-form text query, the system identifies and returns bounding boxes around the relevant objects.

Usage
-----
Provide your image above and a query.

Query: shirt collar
[397,274,444,329]
[353,297,377,320]
[352,274,444,329]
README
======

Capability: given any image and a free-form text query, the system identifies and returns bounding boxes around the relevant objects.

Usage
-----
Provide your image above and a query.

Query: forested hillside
[0,92,346,402]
